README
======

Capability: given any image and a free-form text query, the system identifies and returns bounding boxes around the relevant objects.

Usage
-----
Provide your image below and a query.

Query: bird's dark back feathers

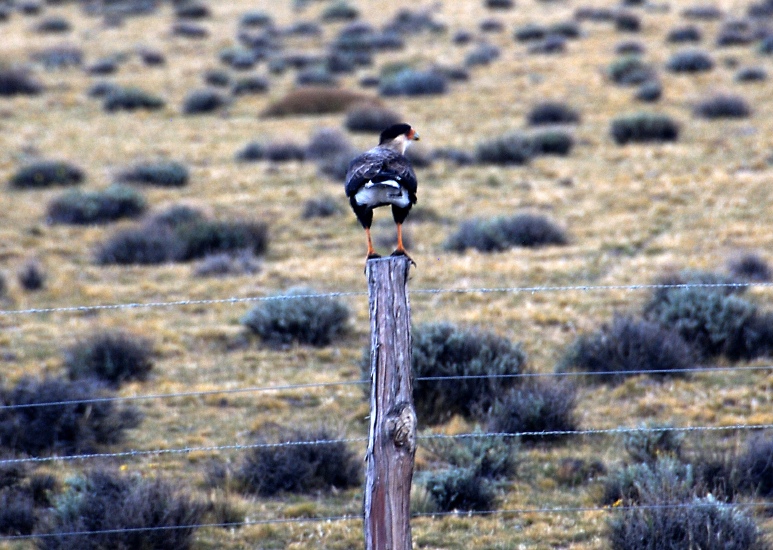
[344,146,418,199]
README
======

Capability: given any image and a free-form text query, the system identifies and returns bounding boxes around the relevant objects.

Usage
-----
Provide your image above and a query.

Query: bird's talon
[391,250,416,266]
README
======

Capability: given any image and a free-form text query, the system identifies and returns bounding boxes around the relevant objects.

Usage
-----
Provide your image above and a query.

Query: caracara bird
[345,123,419,264]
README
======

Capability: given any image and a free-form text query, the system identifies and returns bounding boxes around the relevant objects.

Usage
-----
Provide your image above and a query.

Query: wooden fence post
[364,256,416,550]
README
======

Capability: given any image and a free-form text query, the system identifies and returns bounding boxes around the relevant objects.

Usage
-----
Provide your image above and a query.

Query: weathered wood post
[364,256,416,550]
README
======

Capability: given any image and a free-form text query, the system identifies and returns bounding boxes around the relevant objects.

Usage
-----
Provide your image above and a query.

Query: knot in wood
[385,402,416,454]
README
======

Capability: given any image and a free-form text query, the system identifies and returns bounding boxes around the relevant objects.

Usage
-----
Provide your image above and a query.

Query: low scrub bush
[634,80,662,102]
[476,132,533,165]
[193,249,261,278]
[681,5,723,19]
[0,69,43,96]
[644,287,773,360]
[667,25,702,43]
[305,128,352,163]
[487,380,578,443]
[379,69,448,96]
[735,66,766,83]
[296,66,338,87]
[264,141,307,162]
[465,43,501,66]
[529,129,574,156]
[322,1,359,21]
[235,141,264,162]
[262,87,377,116]
[182,88,227,114]
[693,94,751,119]
[446,213,568,253]
[103,86,165,112]
[514,23,546,42]
[242,287,349,347]
[527,35,567,55]
[171,21,209,38]
[610,113,679,144]
[41,470,203,550]
[734,434,773,497]
[0,488,35,536]
[116,160,189,187]
[407,323,526,424]
[345,103,402,133]
[615,40,645,55]
[47,185,146,224]
[614,11,640,32]
[624,422,684,464]
[728,253,771,282]
[35,15,71,33]
[666,49,714,72]
[559,316,696,383]
[608,56,655,86]
[424,432,517,480]
[602,457,695,507]
[486,0,514,8]
[232,75,269,95]
[419,467,496,512]
[175,1,210,19]
[608,494,768,550]
[64,331,154,387]
[0,377,141,456]
[17,259,46,291]
[526,102,580,126]
[236,427,360,496]
[9,160,84,190]
[30,46,83,69]
[302,195,342,219]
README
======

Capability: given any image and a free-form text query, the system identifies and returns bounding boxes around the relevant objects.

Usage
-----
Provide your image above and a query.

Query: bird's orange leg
[391,223,416,266]
[365,227,381,260]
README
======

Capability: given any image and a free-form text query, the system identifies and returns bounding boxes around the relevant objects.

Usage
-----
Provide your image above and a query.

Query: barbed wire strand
[2,363,772,412]
[2,422,772,467]
[2,501,770,542]
[1,281,770,317]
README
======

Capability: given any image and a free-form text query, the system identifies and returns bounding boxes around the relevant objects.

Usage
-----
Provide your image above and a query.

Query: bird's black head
[379,123,417,145]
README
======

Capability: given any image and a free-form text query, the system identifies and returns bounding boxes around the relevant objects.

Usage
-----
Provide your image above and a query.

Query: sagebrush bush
[236,427,360,496]
[475,132,533,164]
[559,316,695,383]
[344,103,402,133]
[408,323,526,424]
[610,113,679,144]
[693,94,751,119]
[175,1,210,19]
[264,141,307,162]
[35,15,71,33]
[608,495,768,550]
[527,35,567,55]
[204,69,230,87]
[193,249,261,278]
[322,1,359,21]
[667,25,702,43]
[615,40,645,55]
[487,380,578,442]
[242,287,349,347]
[116,160,189,187]
[64,331,154,387]
[635,80,662,102]
[94,226,182,265]
[305,128,352,163]
[379,69,448,97]
[529,129,574,156]
[0,488,35,536]
[0,69,43,96]
[614,12,640,32]
[31,46,83,69]
[47,185,146,224]
[41,470,203,550]
[17,259,46,291]
[9,160,84,190]
[608,56,655,85]
[173,220,270,261]
[682,5,723,19]
[446,214,568,253]
[424,432,517,479]
[182,88,227,114]
[602,457,695,507]
[232,75,269,95]
[296,66,338,87]
[526,102,580,126]
[420,467,496,511]
[666,49,714,72]
[715,22,755,47]
[514,23,546,42]
[0,377,141,456]
[728,253,771,282]
[235,141,265,162]
[171,21,209,38]
[103,87,165,112]
[735,66,767,83]
[735,434,773,497]
[302,195,342,219]
[644,287,773,360]
[465,43,501,66]
[624,422,684,464]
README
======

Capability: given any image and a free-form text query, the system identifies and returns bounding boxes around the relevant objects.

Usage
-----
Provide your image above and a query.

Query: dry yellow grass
[1,0,773,548]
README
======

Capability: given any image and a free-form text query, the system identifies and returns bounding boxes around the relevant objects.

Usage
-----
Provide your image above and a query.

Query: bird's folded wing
[345,149,418,197]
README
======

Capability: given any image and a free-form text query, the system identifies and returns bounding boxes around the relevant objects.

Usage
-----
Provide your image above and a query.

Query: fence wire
[1,501,770,542]
[2,422,772,467]
[0,280,770,317]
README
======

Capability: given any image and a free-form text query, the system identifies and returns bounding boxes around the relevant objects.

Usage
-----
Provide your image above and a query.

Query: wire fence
[2,280,773,544]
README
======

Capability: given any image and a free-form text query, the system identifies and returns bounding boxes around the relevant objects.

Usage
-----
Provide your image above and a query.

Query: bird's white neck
[381,134,412,155]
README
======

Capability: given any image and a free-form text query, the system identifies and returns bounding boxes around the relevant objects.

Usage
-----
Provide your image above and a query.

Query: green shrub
[0,488,35,536]
[728,253,771,282]
[487,380,578,442]
[608,495,768,550]
[666,49,714,72]
[302,195,342,219]
[419,467,496,512]
[644,287,773,360]
[94,226,183,265]
[17,259,46,292]
[610,113,680,144]
[694,94,751,119]
[116,160,189,187]
[47,185,146,224]
[602,457,695,506]
[634,80,662,102]
[103,87,165,112]
[322,1,359,21]
[232,75,269,95]
[624,422,684,464]
[9,160,84,189]
[42,470,203,550]
[345,104,402,133]
[560,316,696,383]
[475,132,533,164]
[735,66,767,83]
[409,323,526,424]
[446,214,568,253]
[174,220,269,260]
[0,377,141,456]
[608,56,655,86]
[424,431,517,479]
[182,88,227,114]
[236,428,361,496]
[526,102,580,126]
[0,69,43,96]
[194,250,261,278]
[529,129,574,156]
[379,69,448,96]
[242,287,349,347]
[735,434,773,497]
[35,15,71,33]
[667,25,702,43]
[64,331,154,387]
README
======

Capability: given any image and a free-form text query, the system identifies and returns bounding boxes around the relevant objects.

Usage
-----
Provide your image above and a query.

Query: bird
[344,123,419,265]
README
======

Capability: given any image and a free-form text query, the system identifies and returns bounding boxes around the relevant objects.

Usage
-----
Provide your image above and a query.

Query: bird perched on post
[345,123,419,265]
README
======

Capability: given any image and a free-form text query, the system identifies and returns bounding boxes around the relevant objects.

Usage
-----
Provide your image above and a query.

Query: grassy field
[2,0,773,548]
